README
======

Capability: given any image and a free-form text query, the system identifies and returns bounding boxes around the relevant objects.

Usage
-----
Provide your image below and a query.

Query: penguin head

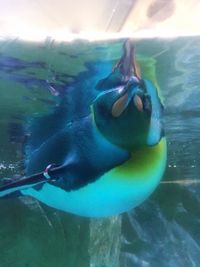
[92,40,164,151]
[93,76,164,150]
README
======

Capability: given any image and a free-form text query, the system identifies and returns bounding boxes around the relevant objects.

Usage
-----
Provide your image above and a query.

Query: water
[121,36,200,267]
[0,36,199,266]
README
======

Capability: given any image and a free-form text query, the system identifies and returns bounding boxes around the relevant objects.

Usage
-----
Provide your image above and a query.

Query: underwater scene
[0,36,199,267]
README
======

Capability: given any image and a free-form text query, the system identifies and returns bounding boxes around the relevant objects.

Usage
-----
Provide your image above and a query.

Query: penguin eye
[112,93,128,117]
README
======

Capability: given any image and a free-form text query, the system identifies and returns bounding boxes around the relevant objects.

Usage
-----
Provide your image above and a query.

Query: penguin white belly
[21,139,166,217]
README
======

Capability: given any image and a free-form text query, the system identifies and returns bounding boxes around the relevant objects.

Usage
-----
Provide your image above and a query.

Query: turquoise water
[121,37,200,267]
[0,36,199,266]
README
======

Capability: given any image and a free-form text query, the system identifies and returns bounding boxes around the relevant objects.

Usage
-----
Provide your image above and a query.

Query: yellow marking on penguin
[111,138,166,181]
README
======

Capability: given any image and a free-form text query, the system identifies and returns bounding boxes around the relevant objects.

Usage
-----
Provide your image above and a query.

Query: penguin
[0,39,166,217]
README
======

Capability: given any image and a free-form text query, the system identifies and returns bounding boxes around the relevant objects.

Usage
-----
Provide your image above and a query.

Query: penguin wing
[25,115,130,192]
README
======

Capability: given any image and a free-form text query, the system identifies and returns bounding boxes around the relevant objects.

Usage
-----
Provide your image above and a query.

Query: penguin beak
[119,39,141,81]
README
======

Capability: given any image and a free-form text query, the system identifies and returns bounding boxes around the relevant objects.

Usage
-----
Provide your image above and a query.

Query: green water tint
[0,39,123,74]
[0,39,115,177]
[0,38,124,117]
[0,38,157,179]
[121,37,200,267]
[0,37,164,266]
[8,36,200,267]
[0,36,199,266]
[0,39,120,267]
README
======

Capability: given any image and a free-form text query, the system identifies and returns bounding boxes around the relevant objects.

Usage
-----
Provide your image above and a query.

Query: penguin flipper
[26,116,130,192]
[0,114,130,197]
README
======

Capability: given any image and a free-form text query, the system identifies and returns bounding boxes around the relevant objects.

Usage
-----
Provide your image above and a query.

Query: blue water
[0,36,199,267]
[121,36,200,267]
